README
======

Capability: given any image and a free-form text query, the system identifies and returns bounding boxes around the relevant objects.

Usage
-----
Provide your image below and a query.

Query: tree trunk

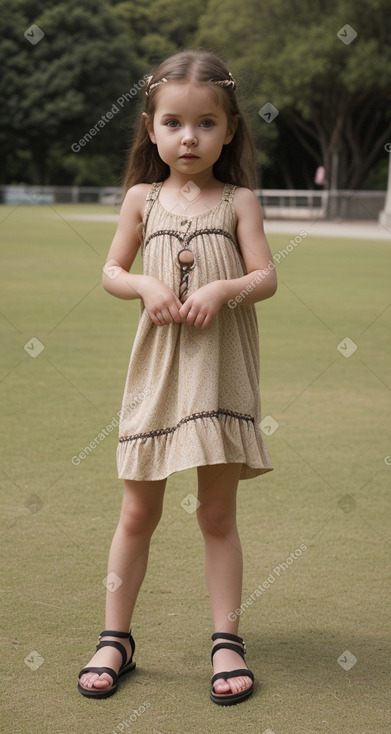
[30,142,47,185]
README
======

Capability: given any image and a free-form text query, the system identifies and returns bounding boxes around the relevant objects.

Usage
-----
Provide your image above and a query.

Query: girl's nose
[181,129,197,146]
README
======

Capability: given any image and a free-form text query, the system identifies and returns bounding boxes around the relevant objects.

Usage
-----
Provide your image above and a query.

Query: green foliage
[113,0,209,68]
[0,0,142,184]
[2,0,390,188]
[195,0,391,188]
[51,150,123,186]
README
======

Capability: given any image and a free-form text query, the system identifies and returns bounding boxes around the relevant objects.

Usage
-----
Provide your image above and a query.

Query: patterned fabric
[116,182,273,481]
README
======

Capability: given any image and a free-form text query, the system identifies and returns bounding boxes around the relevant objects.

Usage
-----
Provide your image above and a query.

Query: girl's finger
[194,310,205,327]
[179,299,192,319]
[158,306,177,325]
[157,310,167,324]
[186,308,204,328]
[151,310,165,325]
[168,304,183,323]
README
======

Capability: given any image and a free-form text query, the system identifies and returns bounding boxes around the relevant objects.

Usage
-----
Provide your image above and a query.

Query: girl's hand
[179,281,226,329]
[139,275,183,326]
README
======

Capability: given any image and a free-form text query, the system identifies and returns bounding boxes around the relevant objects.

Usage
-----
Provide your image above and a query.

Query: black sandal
[210,632,254,705]
[78,629,136,699]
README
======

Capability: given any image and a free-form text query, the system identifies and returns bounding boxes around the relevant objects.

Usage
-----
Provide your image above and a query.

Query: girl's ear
[142,112,156,144]
[224,114,240,145]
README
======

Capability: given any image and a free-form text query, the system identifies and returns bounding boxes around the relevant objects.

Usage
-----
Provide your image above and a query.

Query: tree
[3,0,390,189]
[195,0,391,189]
[0,0,142,184]
[111,0,209,68]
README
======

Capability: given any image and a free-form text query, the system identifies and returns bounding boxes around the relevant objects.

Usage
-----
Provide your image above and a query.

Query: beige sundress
[116,181,273,481]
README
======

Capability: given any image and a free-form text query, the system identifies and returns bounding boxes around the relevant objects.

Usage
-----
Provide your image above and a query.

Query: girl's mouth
[180,154,199,159]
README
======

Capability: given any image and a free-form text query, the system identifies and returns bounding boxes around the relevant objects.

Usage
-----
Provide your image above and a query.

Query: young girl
[78,48,276,706]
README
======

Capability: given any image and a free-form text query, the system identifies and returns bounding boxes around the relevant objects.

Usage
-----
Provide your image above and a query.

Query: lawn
[0,203,390,733]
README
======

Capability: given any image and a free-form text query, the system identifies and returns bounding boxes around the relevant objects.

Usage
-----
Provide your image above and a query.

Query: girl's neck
[162,170,221,192]
[158,176,227,217]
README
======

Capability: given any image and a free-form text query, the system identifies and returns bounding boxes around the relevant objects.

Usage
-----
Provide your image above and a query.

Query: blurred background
[1,0,390,193]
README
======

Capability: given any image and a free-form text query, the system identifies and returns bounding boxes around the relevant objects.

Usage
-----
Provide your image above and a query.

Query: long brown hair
[122,49,257,191]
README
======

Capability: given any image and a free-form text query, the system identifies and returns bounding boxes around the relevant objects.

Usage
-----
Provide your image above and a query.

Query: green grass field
[1,204,390,733]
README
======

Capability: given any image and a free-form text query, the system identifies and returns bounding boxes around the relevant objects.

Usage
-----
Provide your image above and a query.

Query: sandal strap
[96,640,127,667]
[99,629,130,639]
[211,632,245,644]
[211,668,254,686]
[211,641,246,663]
[78,665,118,685]
[211,632,246,652]
[97,629,136,661]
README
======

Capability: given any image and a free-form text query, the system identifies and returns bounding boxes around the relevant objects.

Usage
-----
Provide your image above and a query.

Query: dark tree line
[1,0,390,189]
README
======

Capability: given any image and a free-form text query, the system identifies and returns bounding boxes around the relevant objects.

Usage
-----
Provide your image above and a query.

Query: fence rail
[255,189,386,220]
[0,185,123,206]
[0,185,386,220]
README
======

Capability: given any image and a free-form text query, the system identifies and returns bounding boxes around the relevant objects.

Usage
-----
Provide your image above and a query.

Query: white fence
[0,185,123,206]
[0,185,385,220]
[255,189,385,220]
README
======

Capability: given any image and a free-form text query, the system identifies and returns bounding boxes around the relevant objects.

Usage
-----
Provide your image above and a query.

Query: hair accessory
[145,72,236,97]
[145,76,168,97]
[208,72,236,91]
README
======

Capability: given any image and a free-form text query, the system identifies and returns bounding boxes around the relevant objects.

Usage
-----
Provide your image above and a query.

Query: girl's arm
[102,184,183,325]
[102,184,150,300]
[222,187,277,305]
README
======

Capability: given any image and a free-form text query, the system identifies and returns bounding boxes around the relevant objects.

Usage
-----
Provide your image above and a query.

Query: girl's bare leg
[79,477,166,692]
[196,463,253,696]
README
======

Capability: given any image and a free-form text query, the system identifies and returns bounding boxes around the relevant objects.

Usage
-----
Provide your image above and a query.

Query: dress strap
[146,181,163,202]
[142,182,163,244]
[222,183,237,203]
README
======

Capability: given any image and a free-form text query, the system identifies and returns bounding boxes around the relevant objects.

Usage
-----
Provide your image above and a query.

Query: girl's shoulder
[231,186,262,217]
[122,183,155,220]
[231,185,259,204]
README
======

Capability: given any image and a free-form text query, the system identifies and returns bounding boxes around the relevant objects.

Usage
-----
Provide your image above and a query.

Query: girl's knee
[197,501,236,537]
[120,498,162,536]
[119,479,165,535]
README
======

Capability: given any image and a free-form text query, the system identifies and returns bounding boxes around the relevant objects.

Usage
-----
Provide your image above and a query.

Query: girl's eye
[200,120,214,128]
[166,120,179,128]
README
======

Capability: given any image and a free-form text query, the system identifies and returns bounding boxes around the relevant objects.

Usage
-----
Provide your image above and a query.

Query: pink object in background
[315,165,326,186]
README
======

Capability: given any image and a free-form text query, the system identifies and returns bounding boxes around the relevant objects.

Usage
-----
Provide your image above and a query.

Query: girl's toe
[228,675,252,694]
[92,678,111,688]
[80,672,112,691]
[240,675,253,691]
[213,678,231,693]
[229,678,241,693]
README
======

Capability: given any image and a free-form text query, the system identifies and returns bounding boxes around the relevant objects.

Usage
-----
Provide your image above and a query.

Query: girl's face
[144,82,237,184]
